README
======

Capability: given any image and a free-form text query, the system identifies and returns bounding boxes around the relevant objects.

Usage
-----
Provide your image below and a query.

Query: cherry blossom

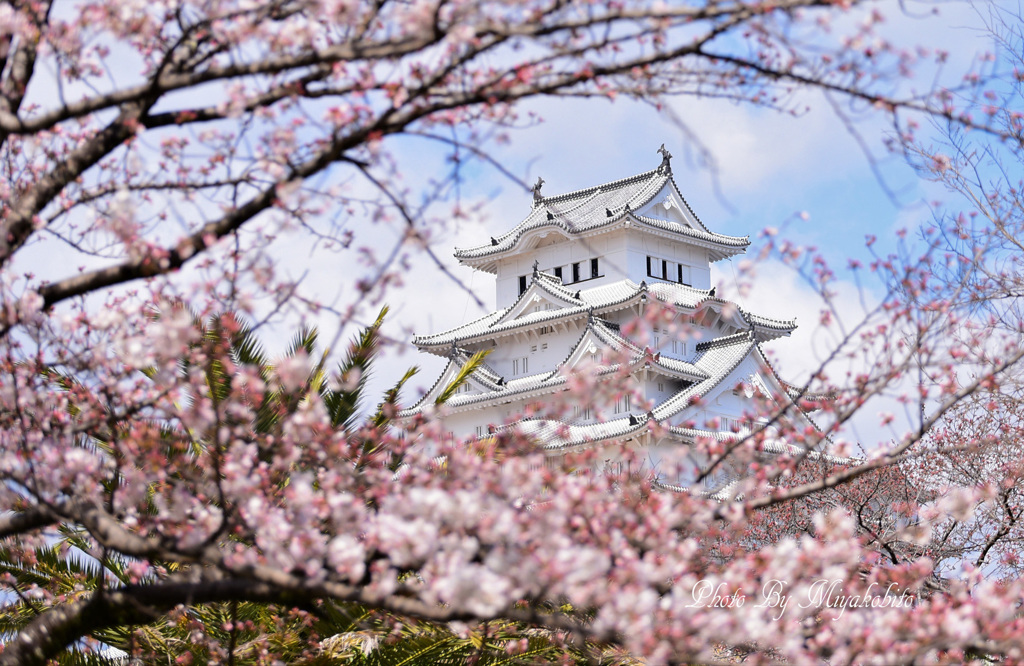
[1,1,1023,665]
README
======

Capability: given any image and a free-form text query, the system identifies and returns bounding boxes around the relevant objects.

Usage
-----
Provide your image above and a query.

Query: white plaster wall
[442,405,506,439]
[640,375,684,405]
[644,440,702,486]
[624,230,711,289]
[494,230,635,308]
[484,326,585,378]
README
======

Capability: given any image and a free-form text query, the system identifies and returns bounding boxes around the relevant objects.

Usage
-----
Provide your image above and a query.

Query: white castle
[403,148,825,488]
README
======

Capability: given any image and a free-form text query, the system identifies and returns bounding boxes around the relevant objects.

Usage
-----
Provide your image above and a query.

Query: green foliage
[435,350,491,406]
[322,306,389,431]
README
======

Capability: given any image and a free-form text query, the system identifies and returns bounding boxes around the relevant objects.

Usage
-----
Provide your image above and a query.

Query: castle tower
[401,149,824,489]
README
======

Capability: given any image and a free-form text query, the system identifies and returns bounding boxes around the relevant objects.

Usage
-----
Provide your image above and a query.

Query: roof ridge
[667,173,711,234]
[631,213,750,246]
[500,414,651,450]
[695,330,754,352]
[489,272,570,329]
[753,343,831,440]
[589,316,641,353]
[413,308,507,346]
[403,348,507,413]
[546,318,604,380]
[539,168,661,206]
[645,354,708,380]
[650,336,756,421]
[740,307,797,330]
[533,272,583,304]
[455,351,503,386]
[403,358,458,413]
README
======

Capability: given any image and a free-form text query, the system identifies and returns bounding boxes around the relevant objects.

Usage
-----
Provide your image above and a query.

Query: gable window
[518,275,527,295]
[591,257,600,278]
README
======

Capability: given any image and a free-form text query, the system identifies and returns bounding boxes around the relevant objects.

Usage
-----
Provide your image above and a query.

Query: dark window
[677,264,683,284]
[518,275,527,295]
[554,266,563,281]
[572,262,580,283]
[646,256,652,276]
[661,259,668,279]
[591,257,599,278]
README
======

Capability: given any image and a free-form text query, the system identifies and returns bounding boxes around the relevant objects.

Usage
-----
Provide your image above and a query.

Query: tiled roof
[400,357,462,415]
[489,332,757,450]
[646,282,797,335]
[744,311,799,332]
[403,318,707,417]
[753,344,830,438]
[399,351,499,415]
[413,301,590,348]
[414,278,794,350]
[454,169,748,265]
[405,326,831,457]
[632,213,748,253]
[665,426,843,463]
[652,332,755,421]
[513,416,648,448]
[646,281,715,305]
[782,382,835,404]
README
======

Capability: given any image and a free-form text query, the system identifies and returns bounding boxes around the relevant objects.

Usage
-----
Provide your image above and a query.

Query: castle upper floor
[454,155,749,309]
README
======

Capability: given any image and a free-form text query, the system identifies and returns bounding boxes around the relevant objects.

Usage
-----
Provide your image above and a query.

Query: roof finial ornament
[657,143,673,176]
[532,259,539,276]
[531,177,545,206]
